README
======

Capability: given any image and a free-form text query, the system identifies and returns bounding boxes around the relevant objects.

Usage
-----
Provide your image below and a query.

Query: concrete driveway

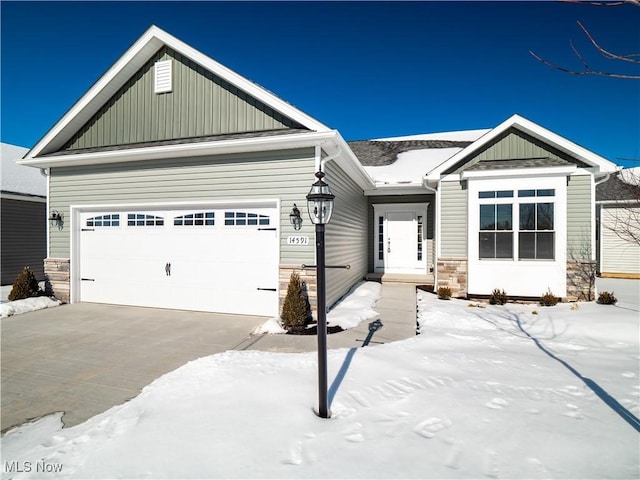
[1,303,265,432]
[1,283,418,433]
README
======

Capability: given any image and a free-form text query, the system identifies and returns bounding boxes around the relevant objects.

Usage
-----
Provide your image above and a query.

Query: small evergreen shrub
[280,271,310,329]
[437,286,452,300]
[8,267,41,301]
[597,291,618,305]
[539,289,559,307]
[489,289,508,305]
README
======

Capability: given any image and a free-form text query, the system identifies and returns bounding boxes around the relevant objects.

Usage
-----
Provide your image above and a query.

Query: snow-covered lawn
[2,283,638,479]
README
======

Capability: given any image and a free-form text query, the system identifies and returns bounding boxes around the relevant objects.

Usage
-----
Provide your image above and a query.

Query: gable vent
[154,60,172,94]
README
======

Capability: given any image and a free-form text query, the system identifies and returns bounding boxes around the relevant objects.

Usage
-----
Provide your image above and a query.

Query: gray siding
[49,148,317,264]
[366,194,434,272]
[63,47,305,151]
[1,197,46,284]
[567,174,593,260]
[440,180,467,257]
[451,128,586,173]
[600,205,640,275]
[324,161,368,308]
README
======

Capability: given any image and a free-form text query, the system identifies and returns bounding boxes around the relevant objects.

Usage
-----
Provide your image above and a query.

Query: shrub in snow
[539,289,559,307]
[437,286,452,300]
[280,271,311,329]
[597,291,618,305]
[8,267,41,301]
[489,288,508,305]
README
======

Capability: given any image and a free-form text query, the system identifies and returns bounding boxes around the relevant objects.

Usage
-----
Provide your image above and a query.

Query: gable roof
[425,114,618,182]
[24,25,330,161]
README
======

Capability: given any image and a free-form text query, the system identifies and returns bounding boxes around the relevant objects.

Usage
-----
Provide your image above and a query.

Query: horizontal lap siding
[567,175,593,260]
[0,198,47,283]
[324,161,368,308]
[49,149,316,263]
[440,181,467,258]
[601,206,640,275]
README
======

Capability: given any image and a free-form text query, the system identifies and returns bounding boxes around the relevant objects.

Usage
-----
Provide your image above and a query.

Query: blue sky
[1,1,639,166]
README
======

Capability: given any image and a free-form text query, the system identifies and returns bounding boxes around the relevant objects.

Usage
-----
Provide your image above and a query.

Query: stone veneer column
[44,258,70,303]
[279,264,318,320]
[436,258,468,298]
[566,259,596,302]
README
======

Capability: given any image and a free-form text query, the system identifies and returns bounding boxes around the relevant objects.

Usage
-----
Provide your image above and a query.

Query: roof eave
[18,131,339,168]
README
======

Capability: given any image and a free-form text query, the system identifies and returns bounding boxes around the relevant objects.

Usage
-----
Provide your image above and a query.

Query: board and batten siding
[566,174,593,260]
[439,180,467,258]
[600,205,640,276]
[366,194,434,272]
[0,197,47,284]
[324,161,368,309]
[451,128,585,173]
[63,47,305,151]
[48,148,317,265]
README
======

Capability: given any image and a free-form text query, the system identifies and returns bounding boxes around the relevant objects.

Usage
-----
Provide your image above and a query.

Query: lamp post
[306,170,335,419]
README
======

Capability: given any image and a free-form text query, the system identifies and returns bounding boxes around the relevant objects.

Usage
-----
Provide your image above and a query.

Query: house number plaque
[287,235,309,246]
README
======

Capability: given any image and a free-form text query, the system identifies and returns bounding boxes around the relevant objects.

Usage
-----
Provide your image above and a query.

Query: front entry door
[386,211,416,270]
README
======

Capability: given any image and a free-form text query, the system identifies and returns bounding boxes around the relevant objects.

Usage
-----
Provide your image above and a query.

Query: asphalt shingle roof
[348,140,471,167]
[596,171,640,202]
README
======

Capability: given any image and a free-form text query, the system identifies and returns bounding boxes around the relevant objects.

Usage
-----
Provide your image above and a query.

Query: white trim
[426,114,618,182]
[20,131,336,168]
[461,165,577,180]
[26,25,330,160]
[365,185,428,196]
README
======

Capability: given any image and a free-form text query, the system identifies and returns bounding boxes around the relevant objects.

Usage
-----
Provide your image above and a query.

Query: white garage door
[79,206,279,316]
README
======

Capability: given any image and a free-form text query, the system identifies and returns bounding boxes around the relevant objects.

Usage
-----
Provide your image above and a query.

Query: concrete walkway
[1,283,417,432]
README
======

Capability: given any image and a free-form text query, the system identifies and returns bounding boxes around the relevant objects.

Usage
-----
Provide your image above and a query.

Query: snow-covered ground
[1,281,638,479]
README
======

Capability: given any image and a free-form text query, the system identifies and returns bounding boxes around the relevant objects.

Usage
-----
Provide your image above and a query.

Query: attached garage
[75,204,279,316]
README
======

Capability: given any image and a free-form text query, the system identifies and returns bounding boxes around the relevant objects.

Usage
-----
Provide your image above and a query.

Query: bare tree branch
[530,1,640,79]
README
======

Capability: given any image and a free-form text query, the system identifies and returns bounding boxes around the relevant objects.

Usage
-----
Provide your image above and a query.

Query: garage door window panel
[86,214,120,227]
[127,213,164,226]
[174,212,215,226]
[225,211,270,226]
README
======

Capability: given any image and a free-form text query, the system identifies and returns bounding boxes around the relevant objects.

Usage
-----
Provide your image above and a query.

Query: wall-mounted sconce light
[49,210,64,230]
[289,203,303,231]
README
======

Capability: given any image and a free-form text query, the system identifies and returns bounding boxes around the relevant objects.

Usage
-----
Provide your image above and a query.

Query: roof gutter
[18,131,339,169]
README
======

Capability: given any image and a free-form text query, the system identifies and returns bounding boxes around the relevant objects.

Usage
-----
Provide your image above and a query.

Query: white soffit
[26,25,330,159]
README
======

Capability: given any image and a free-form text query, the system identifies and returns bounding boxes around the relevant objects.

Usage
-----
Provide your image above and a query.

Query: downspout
[316,145,342,172]
[41,168,51,259]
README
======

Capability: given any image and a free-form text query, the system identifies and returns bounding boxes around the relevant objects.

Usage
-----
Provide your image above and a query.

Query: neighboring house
[1,143,47,285]
[596,168,640,278]
[18,26,618,316]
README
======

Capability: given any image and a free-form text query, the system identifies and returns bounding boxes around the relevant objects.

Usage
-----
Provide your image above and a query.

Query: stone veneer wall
[44,258,70,303]
[279,264,318,320]
[436,258,468,298]
[566,259,596,302]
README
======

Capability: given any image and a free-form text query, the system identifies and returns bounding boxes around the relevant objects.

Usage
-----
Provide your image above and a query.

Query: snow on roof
[373,128,491,142]
[363,147,462,184]
[1,143,46,197]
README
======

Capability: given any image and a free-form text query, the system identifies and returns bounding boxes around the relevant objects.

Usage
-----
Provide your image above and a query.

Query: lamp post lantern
[306,170,334,418]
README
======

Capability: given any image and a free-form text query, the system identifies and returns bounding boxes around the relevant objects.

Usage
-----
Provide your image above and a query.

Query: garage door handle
[258,228,277,231]
[81,278,95,282]
[257,288,277,292]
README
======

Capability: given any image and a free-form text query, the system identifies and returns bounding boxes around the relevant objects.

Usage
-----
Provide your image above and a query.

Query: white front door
[387,211,416,269]
[373,203,428,274]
